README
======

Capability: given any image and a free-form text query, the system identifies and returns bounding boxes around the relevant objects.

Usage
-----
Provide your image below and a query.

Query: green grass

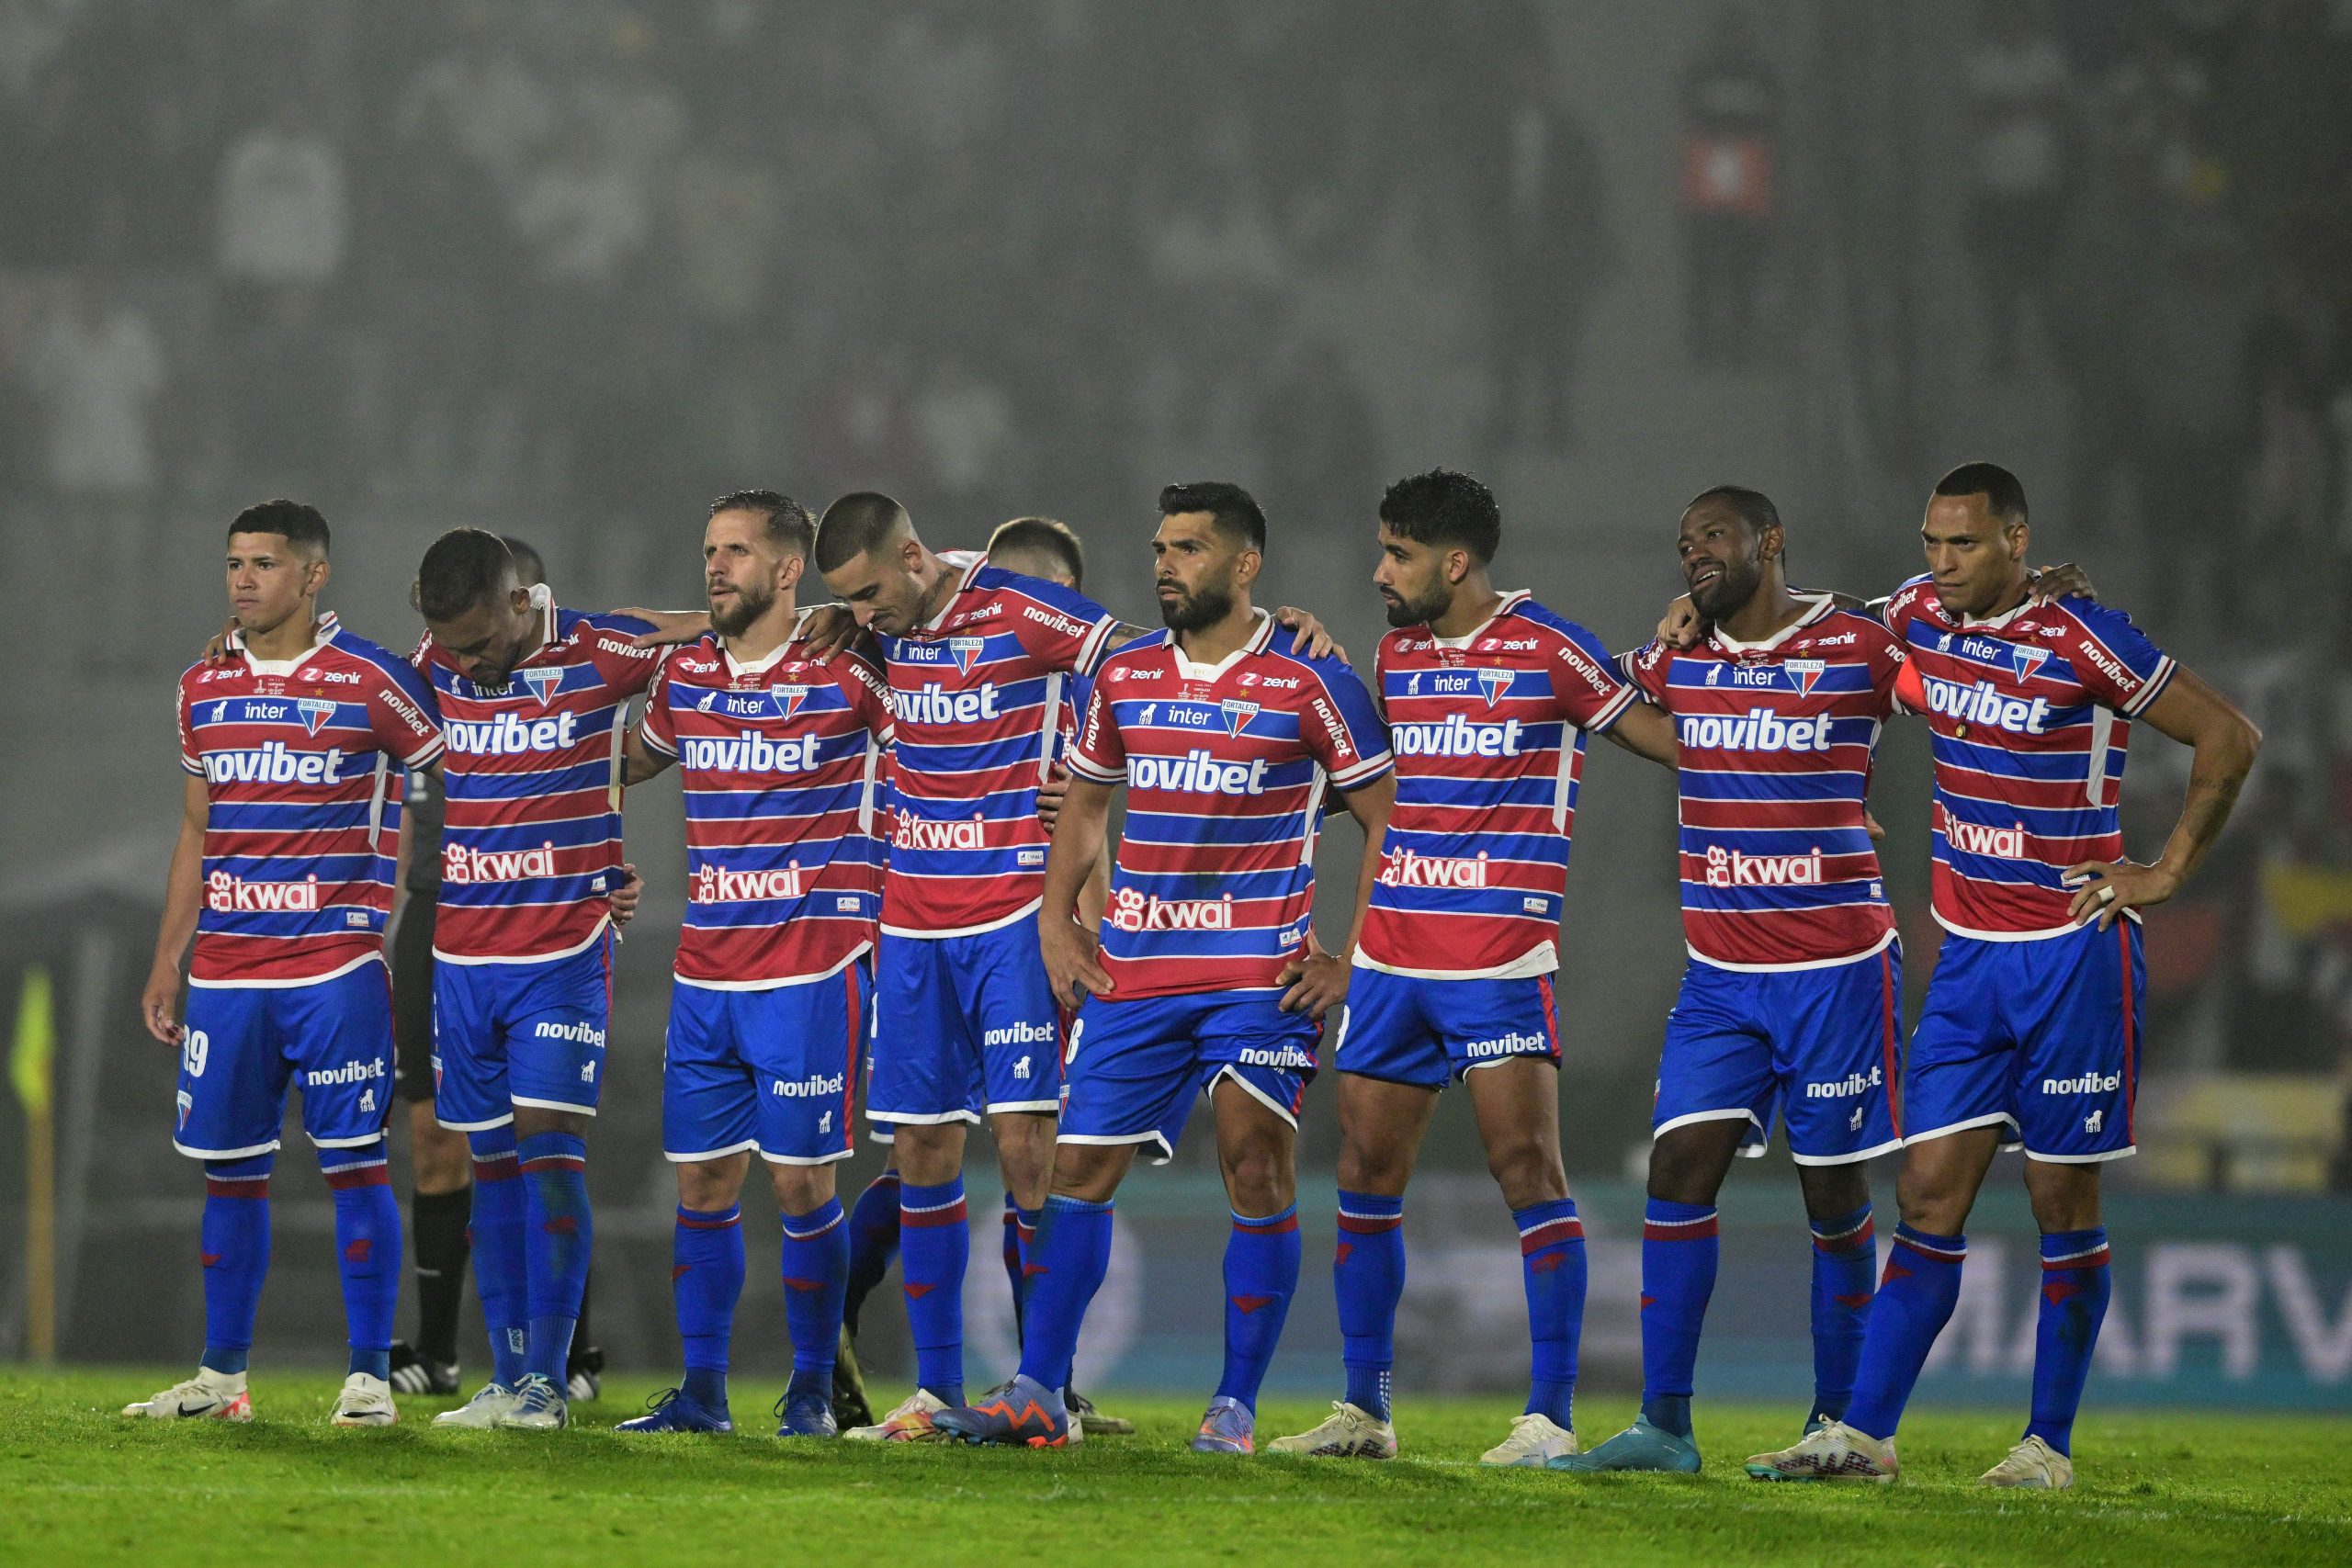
[3,1368,2346,1567]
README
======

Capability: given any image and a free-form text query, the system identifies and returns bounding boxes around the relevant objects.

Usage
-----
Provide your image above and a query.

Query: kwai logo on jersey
[444,709,582,755]
[1477,669,1511,707]
[1220,697,1261,735]
[297,697,337,735]
[1703,845,1826,887]
[202,742,346,784]
[442,840,559,885]
[1944,818,2028,859]
[1129,749,1271,795]
[692,860,806,903]
[1916,675,2052,735]
[2009,644,2052,682]
[206,871,322,912]
[1785,658,1826,696]
[891,808,987,851]
[948,636,987,674]
[1378,848,1490,889]
[1108,887,1236,932]
[1675,708,1831,751]
[1803,1064,1882,1100]
[521,666,563,706]
[1391,714,1524,758]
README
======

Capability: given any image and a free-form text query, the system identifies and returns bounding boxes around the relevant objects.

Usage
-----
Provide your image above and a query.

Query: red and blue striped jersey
[876,554,1120,938]
[418,602,661,964]
[639,629,895,987]
[176,617,445,985]
[1357,592,1638,979]
[1069,613,1393,999]
[1883,578,2175,940]
[1620,598,1904,970]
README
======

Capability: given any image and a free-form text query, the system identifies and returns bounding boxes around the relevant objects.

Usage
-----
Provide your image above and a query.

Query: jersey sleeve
[637,648,681,758]
[366,651,446,768]
[841,646,898,745]
[1880,573,1934,637]
[584,612,665,697]
[1067,672,1127,783]
[1008,578,1121,678]
[1864,620,1907,719]
[2060,599,2176,716]
[1300,662,1393,792]
[1549,624,1639,732]
[175,675,203,776]
[1615,639,1674,705]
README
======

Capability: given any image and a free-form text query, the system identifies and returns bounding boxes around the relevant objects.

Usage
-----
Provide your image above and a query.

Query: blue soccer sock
[1334,1190,1404,1420]
[1216,1204,1301,1413]
[320,1141,400,1382]
[466,1130,530,1387]
[842,1170,900,1335]
[673,1204,743,1413]
[1638,1198,1719,1438]
[1516,1198,1586,1431]
[898,1178,967,1404]
[2026,1227,2112,1458]
[781,1198,848,1397]
[517,1130,592,1385]
[1016,1195,1114,1393]
[1808,1203,1876,1422]
[199,1153,275,1377]
[1843,1224,1967,1441]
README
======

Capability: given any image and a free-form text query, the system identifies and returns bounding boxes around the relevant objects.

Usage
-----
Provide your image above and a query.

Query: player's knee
[2023,1160,2101,1233]
[1335,1136,1409,1195]
[316,1137,387,1178]
[1486,1136,1566,1210]
[1798,1161,1871,1222]
[768,1162,835,1217]
[676,1158,746,1212]
[410,1117,470,1193]
[1219,1144,1294,1215]
[892,1122,965,1184]
[1049,1142,1128,1204]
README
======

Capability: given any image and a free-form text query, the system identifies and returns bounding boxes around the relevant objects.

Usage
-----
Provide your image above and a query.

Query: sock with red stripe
[199,1154,274,1377]
[842,1170,900,1336]
[1808,1203,1875,1422]
[1016,1195,1113,1394]
[2026,1227,2110,1457]
[1638,1198,1719,1438]
[1516,1198,1586,1430]
[898,1177,967,1404]
[465,1130,530,1388]
[517,1130,592,1385]
[673,1204,742,1414]
[320,1141,400,1382]
[1216,1204,1300,1413]
[1843,1224,1966,1440]
[1334,1190,1404,1420]
[781,1197,848,1400]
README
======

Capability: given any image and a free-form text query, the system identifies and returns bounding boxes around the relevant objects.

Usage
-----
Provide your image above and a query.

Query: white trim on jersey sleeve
[1074,613,1119,677]
[1327,748,1394,791]
[2119,653,2177,718]
[1066,750,1125,784]
[1583,681,1639,735]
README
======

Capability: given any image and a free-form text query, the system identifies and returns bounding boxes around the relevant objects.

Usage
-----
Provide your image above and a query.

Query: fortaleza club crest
[1219,697,1261,735]
[948,636,987,675]
[297,697,337,735]
[1477,669,1511,708]
[521,666,563,706]
[1784,658,1826,696]
[2009,643,2051,683]
[772,682,810,719]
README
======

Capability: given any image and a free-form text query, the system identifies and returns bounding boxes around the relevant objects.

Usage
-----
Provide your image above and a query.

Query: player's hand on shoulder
[199,618,239,665]
[796,604,861,662]
[1276,945,1351,1021]
[1274,606,1345,664]
[1657,595,1704,649]
[141,960,185,1044]
[2028,562,2098,604]
[1041,912,1111,1010]
[2064,857,2177,931]
[607,863,644,927]
[617,608,712,649]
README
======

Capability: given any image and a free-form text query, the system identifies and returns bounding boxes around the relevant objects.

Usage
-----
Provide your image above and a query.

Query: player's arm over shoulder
[586,610,666,693]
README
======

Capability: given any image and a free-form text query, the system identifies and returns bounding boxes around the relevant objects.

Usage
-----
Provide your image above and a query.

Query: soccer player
[608,491,894,1438]
[413,529,660,1430]
[130,500,444,1426]
[934,481,1395,1453]
[1270,468,1676,1466]
[1747,463,2258,1488]
[1560,487,1911,1475]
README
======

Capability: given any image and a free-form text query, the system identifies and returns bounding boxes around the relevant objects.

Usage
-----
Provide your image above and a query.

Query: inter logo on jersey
[1220,697,1260,735]
[521,666,563,706]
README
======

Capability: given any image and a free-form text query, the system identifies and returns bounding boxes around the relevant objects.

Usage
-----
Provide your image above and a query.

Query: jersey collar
[1710,592,1835,656]
[229,612,340,677]
[920,552,989,636]
[1171,609,1274,682]
[1425,590,1530,650]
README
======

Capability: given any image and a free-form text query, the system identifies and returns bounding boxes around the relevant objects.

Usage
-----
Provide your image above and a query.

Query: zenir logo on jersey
[521,666,563,706]
[1220,697,1261,736]
[1784,658,1826,696]
[297,697,337,735]
[949,636,987,674]
[1477,668,1511,707]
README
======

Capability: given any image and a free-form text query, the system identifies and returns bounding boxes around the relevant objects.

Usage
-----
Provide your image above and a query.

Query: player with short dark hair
[1748,464,2260,1488]
[1271,468,1674,1466]
[935,483,1395,1453]
[128,502,446,1427]
[985,516,1086,588]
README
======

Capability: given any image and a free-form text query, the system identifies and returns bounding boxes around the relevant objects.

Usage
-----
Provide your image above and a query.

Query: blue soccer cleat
[1190,1395,1256,1455]
[929,1374,1070,1448]
[774,1388,838,1439]
[1551,1416,1702,1473]
[615,1386,733,1434]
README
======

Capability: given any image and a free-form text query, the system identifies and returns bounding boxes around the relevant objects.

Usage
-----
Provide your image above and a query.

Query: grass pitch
[2,1368,2346,1567]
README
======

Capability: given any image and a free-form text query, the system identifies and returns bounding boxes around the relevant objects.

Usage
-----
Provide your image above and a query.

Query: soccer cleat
[1267,1401,1396,1459]
[616,1387,733,1434]
[831,1325,874,1430]
[1554,1416,1702,1473]
[775,1389,839,1439]
[566,1344,604,1403]
[1803,1410,1834,1438]
[121,1371,252,1422]
[1979,1435,2072,1489]
[388,1341,460,1397]
[1742,1419,1898,1483]
[1067,1388,1131,1437]
[330,1372,398,1427]
[1481,1412,1577,1468]
[842,1387,952,1442]
[493,1373,568,1430]
[930,1375,1070,1449]
[432,1381,520,1428]
[1190,1395,1256,1455]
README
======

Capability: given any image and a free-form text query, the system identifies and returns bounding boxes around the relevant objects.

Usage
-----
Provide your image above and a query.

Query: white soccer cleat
[842,1388,951,1443]
[1744,1419,1898,1483]
[1481,1412,1576,1468]
[330,1372,398,1427]
[432,1381,521,1428]
[122,1370,252,1422]
[1266,1401,1397,1459]
[495,1372,568,1430]
[1979,1435,2073,1489]
[1066,1402,1085,1447]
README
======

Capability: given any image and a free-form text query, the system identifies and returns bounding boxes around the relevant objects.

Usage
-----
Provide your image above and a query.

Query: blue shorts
[431,932,613,1131]
[175,960,397,1159]
[1654,942,1904,1166]
[868,921,1062,1127]
[1906,920,2144,1162]
[664,963,865,1166]
[1331,966,1561,1089]
[1059,989,1319,1164]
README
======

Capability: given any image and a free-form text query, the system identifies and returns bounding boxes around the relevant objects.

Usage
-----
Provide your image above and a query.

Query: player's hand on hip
[2028,562,2099,604]
[141,961,185,1044]
[1274,606,1345,664]
[2064,858,2176,930]
[1657,595,1704,649]
[608,863,644,927]
[1041,915,1111,1010]
[1037,763,1070,833]
[1864,809,1886,841]
[619,608,714,649]
[1277,949,1351,1020]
